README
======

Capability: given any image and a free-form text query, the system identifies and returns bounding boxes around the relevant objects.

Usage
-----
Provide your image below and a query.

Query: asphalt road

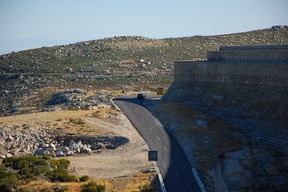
[113,96,201,192]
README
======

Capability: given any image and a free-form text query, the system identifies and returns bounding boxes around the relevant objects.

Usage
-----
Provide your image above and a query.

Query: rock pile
[46,89,111,110]
[0,125,129,158]
[205,146,288,192]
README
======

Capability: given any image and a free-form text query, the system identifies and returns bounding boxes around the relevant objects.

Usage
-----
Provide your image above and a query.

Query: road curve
[113,96,201,192]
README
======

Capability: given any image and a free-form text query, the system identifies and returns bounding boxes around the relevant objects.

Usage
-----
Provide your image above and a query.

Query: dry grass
[18,172,160,192]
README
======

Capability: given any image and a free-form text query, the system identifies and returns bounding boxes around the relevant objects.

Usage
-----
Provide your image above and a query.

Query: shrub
[18,167,36,181]
[40,187,52,192]
[58,159,70,169]
[0,166,20,192]
[50,159,70,169]
[70,118,85,125]
[81,181,106,192]
[18,187,33,192]
[42,154,52,160]
[79,175,89,182]
[140,184,153,192]
[82,186,98,192]
[52,168,78,182]
[50,159,60,169]
[3,155,48,170]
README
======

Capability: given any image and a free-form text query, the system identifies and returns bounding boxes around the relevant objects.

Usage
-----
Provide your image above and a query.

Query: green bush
[81,181,106,192]
[52,168,78,182]
[140,184,153,192]
[82,186,98,192]
[79,175,89,182]
[3,155,48,170]
[50,159,59,169]
[40,187,52,192]
[18,187,33,192]
[1,155,78,186]
[50,159,70,169]
[70,118,85,125]
[0,166,20,192]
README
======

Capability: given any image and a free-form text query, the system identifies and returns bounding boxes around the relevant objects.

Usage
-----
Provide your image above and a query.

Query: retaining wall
[162,45,288,153]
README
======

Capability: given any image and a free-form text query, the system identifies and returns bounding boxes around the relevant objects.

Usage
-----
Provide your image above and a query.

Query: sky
[0,0,287,55]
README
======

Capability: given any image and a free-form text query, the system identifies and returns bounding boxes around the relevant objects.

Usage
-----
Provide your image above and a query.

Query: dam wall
[162,45,288,153]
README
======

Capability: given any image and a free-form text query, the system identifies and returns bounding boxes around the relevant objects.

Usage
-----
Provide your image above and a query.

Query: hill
[1,27,288,74]
[0,27,288,116]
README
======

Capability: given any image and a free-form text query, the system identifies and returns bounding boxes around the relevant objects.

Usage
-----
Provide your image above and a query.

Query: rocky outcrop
[46,89,112,110]
[0,125,129,158]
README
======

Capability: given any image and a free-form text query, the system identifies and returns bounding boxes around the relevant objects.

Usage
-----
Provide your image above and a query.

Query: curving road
[113,96,201,192]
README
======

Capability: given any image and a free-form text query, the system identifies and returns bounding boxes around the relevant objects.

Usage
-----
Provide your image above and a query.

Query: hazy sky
[0,0,287,54]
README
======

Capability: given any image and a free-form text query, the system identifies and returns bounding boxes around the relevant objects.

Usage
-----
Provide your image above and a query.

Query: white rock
[55,151,65,157]
[0,155,6,159]
[6,153,12,158]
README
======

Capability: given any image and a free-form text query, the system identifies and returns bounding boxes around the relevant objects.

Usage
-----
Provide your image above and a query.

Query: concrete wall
[162,45,288,153]
[174,61,288,85]
[207,50,288,62]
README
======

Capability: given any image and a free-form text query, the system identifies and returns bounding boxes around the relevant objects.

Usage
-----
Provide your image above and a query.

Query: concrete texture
[162,45,288,153]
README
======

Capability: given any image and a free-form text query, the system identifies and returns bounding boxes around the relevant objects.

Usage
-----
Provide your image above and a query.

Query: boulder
[0,155,6,159]
[80,145,92,153]
[77,140,83,148]
[55,151,65,157]
[91,143,102,150]
[6,153,13,158]
[69,140,80,152]
[65,150,74,156]
[11,148,20,155]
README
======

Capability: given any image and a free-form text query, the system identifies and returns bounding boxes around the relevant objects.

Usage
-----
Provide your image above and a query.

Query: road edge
[143,98,207,192]
[111,98,167,192]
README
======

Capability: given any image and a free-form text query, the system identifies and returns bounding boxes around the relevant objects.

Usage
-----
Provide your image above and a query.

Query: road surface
[113,96,201,192]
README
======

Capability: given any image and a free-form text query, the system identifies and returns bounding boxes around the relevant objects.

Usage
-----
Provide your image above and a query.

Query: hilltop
[1,27,288,74]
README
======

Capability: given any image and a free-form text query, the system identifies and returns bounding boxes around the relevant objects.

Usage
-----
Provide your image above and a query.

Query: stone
[77,140,83,148]
[65,150,74,156]
[55,151,65,157]
[80,145,92,153]
[43,150,51,155]
[6,153,12,158]
[0,155,6,159]
[62,146,70,152]
[49,143,56,150]
[69,140,80,152]
[5,136,13,142]
[11,148,20,155]
[34,148,45,155]
[91,143,101,150]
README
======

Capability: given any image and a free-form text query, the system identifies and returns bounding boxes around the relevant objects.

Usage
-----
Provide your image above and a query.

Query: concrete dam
[162,45,288,153]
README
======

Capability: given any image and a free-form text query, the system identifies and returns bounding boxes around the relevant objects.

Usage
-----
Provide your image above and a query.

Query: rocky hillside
[0,27,287,116]
[1,27,288,73]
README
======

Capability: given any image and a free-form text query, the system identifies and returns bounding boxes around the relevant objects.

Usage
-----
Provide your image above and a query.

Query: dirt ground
[0,107,159,191]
